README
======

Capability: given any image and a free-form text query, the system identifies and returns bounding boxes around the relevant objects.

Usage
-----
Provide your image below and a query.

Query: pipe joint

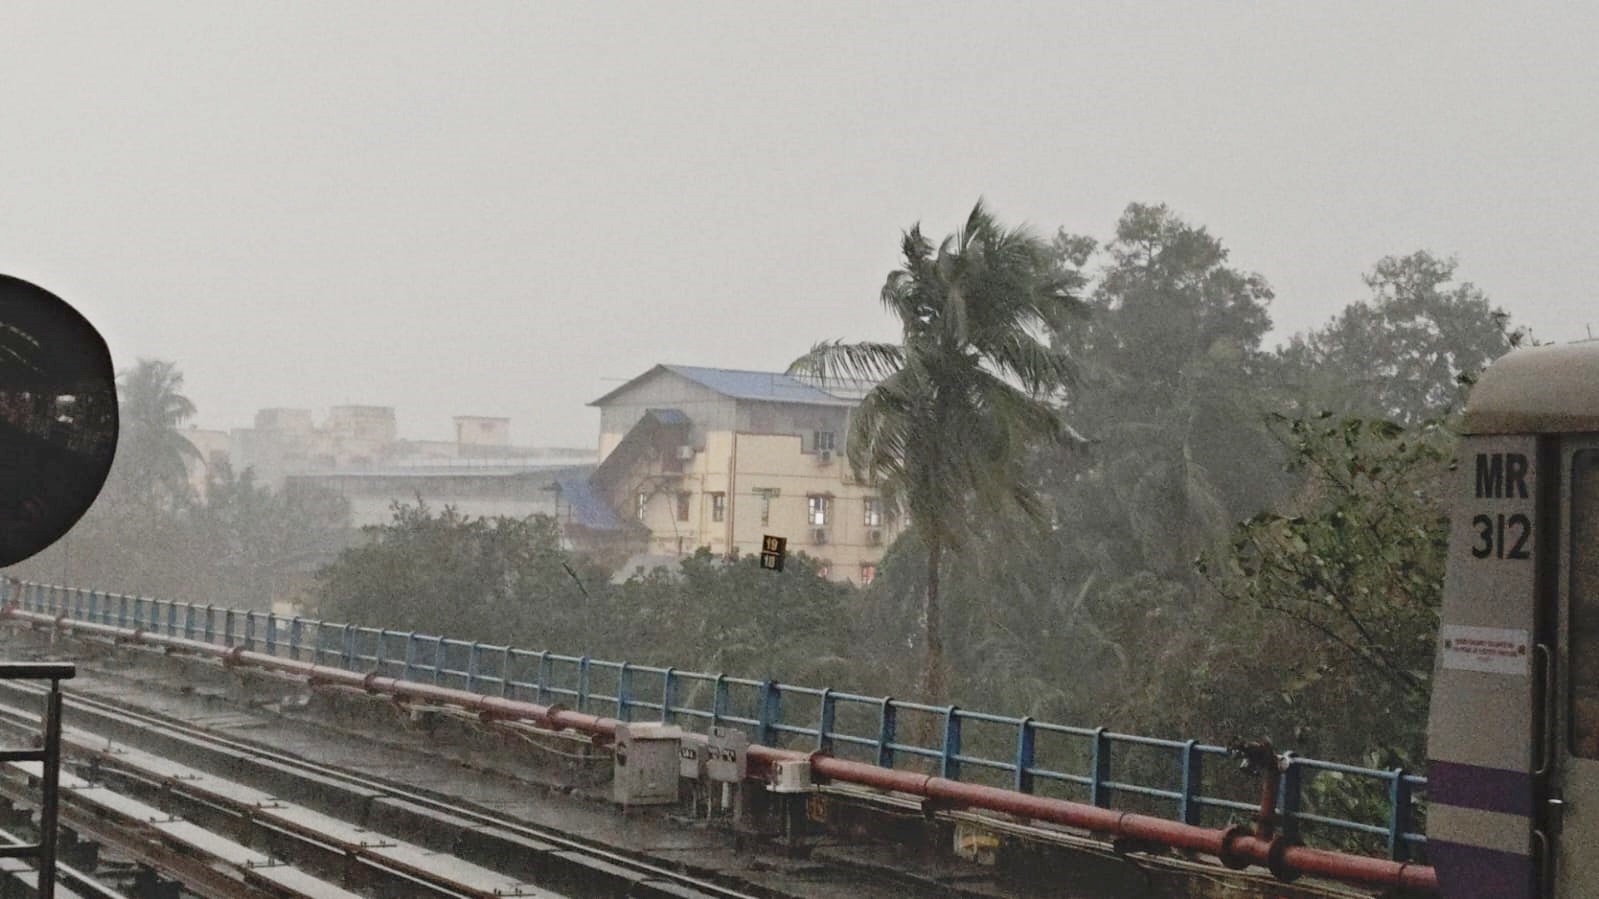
[1266,835,1303,882]
[1217,825,1253,871]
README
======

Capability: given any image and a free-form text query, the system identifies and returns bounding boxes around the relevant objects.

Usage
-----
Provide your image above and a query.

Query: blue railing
[3,581,1426,860]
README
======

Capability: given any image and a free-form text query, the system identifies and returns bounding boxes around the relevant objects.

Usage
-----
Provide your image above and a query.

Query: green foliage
[314,502,593,643]
[1276,251,1525,426]
[109,359,201,509]
[314,505,853,684]
[790,200,1085,701]
[613,549,853,684]
[1198,415,1454,761]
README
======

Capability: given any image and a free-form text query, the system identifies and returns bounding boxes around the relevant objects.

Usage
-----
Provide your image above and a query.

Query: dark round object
[0,275,118,566]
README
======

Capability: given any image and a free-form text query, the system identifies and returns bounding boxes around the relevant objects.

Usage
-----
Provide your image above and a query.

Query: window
[808,494,830,526]
[676,492,691,521]
[813,430,836,453]
[860,563,877,585]
[635,491,648,521]
[754,487,777,526]
[710,492,726,522]
[1572,450,1599,758]
[863,496,882,527]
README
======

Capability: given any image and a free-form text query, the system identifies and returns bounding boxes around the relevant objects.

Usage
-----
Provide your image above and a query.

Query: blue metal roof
[590,365,854,407]
[555,474,625,531]
[661,365,853,405]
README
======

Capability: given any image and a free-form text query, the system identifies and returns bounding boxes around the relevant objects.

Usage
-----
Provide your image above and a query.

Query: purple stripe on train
[1428,759,1533,816]
[1430,841,1533,899]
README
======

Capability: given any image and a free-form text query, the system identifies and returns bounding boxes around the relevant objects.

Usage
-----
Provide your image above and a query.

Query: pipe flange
[362,671,382,693]
[1266,834,1303,882]
[1217,825,1253,870]
[540,703,568,730]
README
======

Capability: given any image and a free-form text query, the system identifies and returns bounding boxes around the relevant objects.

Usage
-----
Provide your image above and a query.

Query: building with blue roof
[585,364,894,584]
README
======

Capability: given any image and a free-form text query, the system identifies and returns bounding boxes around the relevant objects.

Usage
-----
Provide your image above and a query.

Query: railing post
[1179,739,1204,825]
[757,680,780,746]
[940,706,962,780]
[1014,717,1035,793]
[183,604,195,639]
[876,697,897,768]
[244,611,256,651]
[1090,727,1112,808]
[290,617,304,660]
[224,608,237,645]
[1387,767,1413,861]
[341,624,355,669]
[403,633,418,681]
[265,613,277,656]
[661,667,677,723]
[1279,753,1302,843]
[817,688,836,754]
[712,674,728,728]
[501,646,514,698]
[376,629,392,673]
[577,656,591,713]
[432,636,446,685]
[86,590,98,623]
[535,651,552,704]
[617,662,632,722]
[117,593,128,628]
[466,642,482,694]
[203,605,215,643]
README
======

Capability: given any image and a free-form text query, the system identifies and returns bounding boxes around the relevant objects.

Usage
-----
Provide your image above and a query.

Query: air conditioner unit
[811,528,828,545]
[676,445,695,461]
[867,529,883,546]
[817,449,832,464]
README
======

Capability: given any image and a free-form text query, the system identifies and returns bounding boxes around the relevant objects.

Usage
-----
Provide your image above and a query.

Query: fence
[3,581,1427,860]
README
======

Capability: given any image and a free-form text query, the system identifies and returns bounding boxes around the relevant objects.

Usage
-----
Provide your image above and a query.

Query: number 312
[1471,512,1531,560]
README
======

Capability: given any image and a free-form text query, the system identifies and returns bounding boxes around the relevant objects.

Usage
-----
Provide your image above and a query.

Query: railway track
[0,679,781,899]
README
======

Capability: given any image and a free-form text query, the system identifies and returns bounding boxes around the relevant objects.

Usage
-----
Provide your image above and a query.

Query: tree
[111,359,202,508]
[1276,251,1525,426]
[1198,415,1453,762]
[790,200,1084,701]
[185,463,350,609]
[1058,203,1283,579]
[314,502,594,644]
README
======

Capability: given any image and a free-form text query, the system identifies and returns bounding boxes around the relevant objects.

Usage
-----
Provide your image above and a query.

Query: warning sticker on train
[1439,624,1530,676]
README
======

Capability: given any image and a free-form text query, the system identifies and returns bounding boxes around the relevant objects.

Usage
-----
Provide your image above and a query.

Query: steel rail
[0,719,516,899]
[0,825,126,899]
[4,607,1440,894]
[0,678,772,899]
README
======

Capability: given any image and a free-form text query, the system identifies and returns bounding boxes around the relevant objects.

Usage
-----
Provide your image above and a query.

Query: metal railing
[0,660,74,899]
[3,581,1426,860]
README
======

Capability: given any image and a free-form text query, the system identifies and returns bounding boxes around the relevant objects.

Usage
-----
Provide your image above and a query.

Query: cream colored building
[589,365,894,584]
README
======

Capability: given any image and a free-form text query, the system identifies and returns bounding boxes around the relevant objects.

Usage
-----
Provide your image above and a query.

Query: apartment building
[588,364,894,584]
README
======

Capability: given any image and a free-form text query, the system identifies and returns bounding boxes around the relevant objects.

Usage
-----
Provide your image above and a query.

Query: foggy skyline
[3,2,1595,447]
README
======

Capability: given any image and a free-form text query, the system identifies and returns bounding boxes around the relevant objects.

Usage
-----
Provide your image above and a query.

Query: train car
[1426,340,1599,897]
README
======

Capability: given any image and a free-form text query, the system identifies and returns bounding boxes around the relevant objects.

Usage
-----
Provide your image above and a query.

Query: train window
[1570,450,1599,758]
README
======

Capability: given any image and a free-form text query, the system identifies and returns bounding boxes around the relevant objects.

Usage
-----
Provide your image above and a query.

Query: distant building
[587,364,894,584]
[179,426,233,499]
[198,407,599,537]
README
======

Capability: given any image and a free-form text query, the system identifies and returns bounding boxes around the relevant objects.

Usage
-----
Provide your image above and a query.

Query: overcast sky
[3,2,1594,447]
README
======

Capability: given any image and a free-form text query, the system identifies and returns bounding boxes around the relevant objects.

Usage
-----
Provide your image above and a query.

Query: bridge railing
[6,582,1426,860]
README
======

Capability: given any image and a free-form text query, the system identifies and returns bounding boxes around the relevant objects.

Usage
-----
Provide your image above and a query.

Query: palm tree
[790,201,1084,702]
[116,359,201,507]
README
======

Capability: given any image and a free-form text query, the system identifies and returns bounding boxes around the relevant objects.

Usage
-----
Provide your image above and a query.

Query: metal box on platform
[612,723,682,807]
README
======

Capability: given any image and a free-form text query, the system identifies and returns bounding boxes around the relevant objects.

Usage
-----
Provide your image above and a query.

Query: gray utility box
[613,723,683,806]
[706,726,749,783]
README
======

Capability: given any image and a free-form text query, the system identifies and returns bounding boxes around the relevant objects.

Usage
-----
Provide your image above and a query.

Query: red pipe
[4,606,1438,893]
